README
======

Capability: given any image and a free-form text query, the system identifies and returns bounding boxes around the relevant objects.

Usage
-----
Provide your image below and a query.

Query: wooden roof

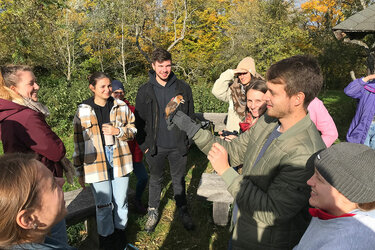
[333,5,375,33]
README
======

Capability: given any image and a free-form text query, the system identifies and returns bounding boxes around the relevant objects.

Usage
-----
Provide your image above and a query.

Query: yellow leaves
[301,0,352,29]
[82,0,96,9]
[0,0,15,5]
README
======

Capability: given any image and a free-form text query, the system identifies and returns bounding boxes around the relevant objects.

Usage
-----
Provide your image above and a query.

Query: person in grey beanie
[294,142,375,250]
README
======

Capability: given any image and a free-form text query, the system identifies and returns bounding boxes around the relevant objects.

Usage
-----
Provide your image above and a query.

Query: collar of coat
[78,97,127,110]
[261,113,317,141]
[309,208,355,220]
[144,77,186,100]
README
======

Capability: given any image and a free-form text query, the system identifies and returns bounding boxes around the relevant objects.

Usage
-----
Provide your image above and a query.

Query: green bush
[190,82,228,113]
[38,76,91,136]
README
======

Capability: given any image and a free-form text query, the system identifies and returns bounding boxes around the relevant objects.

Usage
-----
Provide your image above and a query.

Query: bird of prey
[165,94,185,119]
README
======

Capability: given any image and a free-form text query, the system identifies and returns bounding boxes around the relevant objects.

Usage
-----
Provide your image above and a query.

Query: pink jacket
[307,97,338,147]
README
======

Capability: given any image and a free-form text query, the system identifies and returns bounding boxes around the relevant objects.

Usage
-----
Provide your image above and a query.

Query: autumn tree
[162,0,231,81]
[51,0,86,81]
[301,0,375,88]
[0,0,66,68]
[224,0,314,75]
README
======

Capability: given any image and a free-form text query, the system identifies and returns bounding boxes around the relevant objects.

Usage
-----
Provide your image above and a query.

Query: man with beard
[134,48,195,232]
[168,55,326,249]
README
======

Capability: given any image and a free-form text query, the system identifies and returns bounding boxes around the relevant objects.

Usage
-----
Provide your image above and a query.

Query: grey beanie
[308,142,375,203]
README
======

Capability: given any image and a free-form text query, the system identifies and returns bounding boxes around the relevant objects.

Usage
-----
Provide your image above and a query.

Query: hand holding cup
[102,123,118,145]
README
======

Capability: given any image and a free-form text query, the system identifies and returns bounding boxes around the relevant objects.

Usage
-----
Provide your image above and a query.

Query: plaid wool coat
[73,99,136,183]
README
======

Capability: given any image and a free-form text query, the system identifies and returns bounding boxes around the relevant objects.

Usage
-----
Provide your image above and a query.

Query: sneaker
[178,205,195,230]
[145,207,159,232]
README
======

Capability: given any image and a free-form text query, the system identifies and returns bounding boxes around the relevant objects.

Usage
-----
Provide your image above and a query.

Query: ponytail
[0,72,14,101]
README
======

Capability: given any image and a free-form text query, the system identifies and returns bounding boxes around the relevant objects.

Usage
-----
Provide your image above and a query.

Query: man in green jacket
[169,55,326,249]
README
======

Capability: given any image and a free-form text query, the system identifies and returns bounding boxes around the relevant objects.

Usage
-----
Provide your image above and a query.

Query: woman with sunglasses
[111,80,148,214]
[212,57,263,133]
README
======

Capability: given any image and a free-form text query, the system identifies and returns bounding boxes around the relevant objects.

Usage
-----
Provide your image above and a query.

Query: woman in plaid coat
[73,72,136,250]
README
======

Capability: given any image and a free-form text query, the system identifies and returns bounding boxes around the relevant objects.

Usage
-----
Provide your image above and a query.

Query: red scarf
[309,208,355,220]
[239,113,258,132]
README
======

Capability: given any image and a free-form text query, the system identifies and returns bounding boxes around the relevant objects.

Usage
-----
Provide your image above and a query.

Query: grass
[0,90,357,249]
[318,90,357,142]
[124,145,230,250]
[66,143,231,250]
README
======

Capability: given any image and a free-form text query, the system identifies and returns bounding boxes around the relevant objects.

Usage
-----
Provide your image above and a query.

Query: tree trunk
[121,17,127,83]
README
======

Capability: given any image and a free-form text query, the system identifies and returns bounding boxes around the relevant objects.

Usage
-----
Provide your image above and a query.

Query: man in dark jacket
[134,48,195,232]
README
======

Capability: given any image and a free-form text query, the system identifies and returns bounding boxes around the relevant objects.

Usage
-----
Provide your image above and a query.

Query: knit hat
[233,57,259,77]
[307,142,375,203]
[111,80,124,92]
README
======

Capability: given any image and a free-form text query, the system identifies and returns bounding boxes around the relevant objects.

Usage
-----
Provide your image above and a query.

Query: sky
[295,0,307,8]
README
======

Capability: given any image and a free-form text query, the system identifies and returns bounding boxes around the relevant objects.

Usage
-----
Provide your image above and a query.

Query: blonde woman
[0,66,72,243]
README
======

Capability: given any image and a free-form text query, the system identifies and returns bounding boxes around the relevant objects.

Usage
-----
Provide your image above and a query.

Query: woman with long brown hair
[73,72,136,250]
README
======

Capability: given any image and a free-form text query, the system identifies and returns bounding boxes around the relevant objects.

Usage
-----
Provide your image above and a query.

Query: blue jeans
[364,121,375,149]
[133,161,148,201]
[90,146,129,236]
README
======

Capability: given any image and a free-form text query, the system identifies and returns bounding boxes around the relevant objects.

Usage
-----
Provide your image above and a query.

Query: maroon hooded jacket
[124,99,143,162]
[0,99,65,177]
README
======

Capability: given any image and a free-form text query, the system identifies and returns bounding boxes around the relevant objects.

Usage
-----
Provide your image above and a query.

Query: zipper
[364,84,375,94]
[153,100,158,153]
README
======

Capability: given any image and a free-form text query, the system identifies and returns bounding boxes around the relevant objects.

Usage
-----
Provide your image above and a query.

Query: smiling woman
[9,70,39,101]
[0,153,75,249]
[294,143,375,250]
[73,72,137,250]
[238,79,268,133]
[212,57,263,132]
[0,66,72,243]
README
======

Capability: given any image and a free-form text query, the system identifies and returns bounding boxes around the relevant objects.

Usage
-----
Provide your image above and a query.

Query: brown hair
[0,65,33,101]
[151,48,172,63]
[88,72,110,87]
[0,153,40,247]
[266,55,323,109]
[245,78,268,95]
[358,201,375,211]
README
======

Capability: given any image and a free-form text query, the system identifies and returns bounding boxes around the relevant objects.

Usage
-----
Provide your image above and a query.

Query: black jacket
[135,70,194,156]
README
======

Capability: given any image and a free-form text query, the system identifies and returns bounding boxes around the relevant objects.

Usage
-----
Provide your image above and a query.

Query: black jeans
[145,146,187,208]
